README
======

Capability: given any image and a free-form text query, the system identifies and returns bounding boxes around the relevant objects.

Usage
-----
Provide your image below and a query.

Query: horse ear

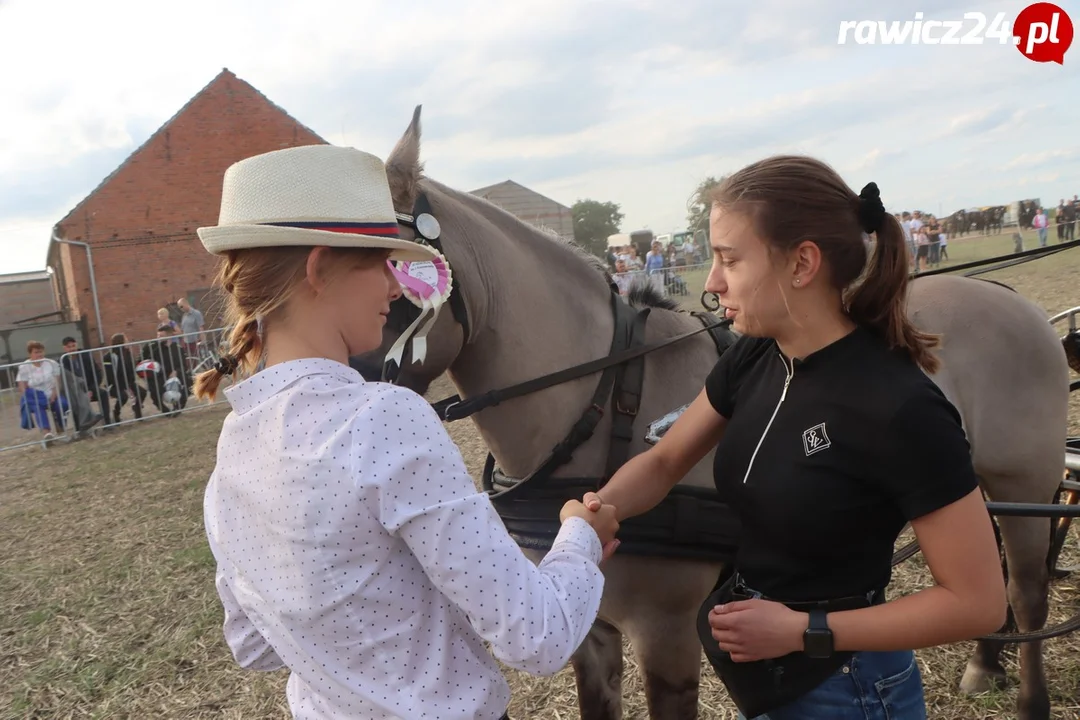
[386,105,424,211]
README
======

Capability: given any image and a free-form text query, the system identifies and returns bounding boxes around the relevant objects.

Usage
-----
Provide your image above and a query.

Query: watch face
[804,629,833,657]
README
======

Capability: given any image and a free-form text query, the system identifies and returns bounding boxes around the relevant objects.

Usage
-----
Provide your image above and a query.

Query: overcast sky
[1,0,1077,274]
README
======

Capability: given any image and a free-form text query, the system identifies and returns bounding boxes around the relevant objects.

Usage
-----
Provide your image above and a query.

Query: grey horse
[352,108,1068,720]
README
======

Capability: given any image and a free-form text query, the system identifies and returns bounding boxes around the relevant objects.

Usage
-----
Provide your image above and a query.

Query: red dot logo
[1014,2,1074,64]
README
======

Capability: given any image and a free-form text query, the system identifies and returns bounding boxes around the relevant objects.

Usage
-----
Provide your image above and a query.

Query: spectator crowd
[605,238,703,296]
[11,297,210,445]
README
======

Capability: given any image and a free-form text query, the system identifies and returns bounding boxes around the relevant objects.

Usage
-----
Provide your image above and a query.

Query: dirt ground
[1,235,1078,719]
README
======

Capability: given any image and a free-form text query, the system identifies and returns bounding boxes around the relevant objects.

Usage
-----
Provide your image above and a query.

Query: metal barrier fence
[611,261,711,301]
[1,326,232,453]
[611,221,1079,289]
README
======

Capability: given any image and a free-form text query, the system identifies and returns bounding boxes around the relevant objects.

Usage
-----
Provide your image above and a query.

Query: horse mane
[551,235,612,283]
[626,283,681,310]
[555,237,683,310]
[528,230,682,312]
[430,179,681,313]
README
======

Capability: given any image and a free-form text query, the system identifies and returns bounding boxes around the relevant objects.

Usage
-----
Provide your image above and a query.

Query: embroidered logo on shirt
[802,423,831,456]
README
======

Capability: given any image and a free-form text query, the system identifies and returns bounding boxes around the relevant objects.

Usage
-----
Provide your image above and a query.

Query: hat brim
[196,224,438,263]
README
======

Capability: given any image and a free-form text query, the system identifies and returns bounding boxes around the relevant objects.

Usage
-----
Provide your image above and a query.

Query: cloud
[938,106,1018,140]
[1003,146,1080,171]
[0,145,133,219]
[844,148,907,174]
[1,0,1078,274]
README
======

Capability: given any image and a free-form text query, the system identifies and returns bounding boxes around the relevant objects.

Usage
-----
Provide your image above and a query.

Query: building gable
[47,69,330,346]
[469,179,574,239]
[54,68,327,244]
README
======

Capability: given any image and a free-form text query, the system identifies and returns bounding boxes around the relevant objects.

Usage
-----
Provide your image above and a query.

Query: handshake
[561,492,621,562]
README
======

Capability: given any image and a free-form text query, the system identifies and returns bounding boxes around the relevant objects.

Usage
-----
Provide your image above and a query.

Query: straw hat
[197,145,437,262]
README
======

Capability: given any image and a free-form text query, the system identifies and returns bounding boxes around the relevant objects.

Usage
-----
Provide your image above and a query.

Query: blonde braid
[192,244,392,401]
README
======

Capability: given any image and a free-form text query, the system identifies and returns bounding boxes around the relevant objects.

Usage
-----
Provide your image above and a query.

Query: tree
[685,175,725,237]
[571,199,624,257]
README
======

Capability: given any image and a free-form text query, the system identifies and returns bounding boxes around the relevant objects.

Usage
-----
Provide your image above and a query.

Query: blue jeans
[736,650,925,720]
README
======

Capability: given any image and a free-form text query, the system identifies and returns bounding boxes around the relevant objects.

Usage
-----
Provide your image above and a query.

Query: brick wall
[0,277,58,329]
[52,69,326,346]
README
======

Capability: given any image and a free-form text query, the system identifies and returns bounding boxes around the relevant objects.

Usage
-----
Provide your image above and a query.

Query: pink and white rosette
[385,252,454,368]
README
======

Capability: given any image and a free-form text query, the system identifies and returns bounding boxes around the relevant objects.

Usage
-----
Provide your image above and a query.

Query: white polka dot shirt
[204,358,605,719]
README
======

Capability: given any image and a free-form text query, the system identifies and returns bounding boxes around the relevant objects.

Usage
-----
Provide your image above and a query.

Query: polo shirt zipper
[741,351,794,484]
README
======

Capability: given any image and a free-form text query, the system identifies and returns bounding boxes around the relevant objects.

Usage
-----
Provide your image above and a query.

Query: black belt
[696,569,886,718]
[730,572,882,610]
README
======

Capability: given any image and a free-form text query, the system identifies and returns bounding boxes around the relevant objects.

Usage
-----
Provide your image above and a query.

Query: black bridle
[383,191,471,383]
[383,190,732,428]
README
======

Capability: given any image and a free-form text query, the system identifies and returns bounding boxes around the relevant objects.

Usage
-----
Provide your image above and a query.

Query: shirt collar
[224,357,364,414]
[787,325,873,370]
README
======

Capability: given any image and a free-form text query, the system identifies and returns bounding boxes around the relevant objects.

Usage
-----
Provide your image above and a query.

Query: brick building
[470,180,574,240]
[0,270,60,330]
[47,68,327,346]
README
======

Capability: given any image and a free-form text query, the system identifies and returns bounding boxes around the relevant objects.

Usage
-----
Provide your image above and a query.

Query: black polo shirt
[705,325,978,602]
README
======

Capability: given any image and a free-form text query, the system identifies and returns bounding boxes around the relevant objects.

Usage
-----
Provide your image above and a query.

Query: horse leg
[998,515,1052,720]
[961,513,1011,693]
[962,513,1052,720]
[586,554,720,720]
[570,619,625,720]
[622,613,703,720]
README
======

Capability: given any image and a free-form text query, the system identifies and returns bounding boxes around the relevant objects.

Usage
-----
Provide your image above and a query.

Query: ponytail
[846,193,941,374]
[709,155,942,375]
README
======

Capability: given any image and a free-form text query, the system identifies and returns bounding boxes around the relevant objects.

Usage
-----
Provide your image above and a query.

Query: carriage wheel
[1047,475,1078,578]
[1051,307,1080,576]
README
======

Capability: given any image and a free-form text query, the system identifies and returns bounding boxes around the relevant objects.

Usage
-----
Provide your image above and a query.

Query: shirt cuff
[551,516,603,566]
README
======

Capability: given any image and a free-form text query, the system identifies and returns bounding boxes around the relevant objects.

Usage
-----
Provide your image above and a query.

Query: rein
[429,308,731,423]
[910,236,1080,279]
[435,236,1080,426]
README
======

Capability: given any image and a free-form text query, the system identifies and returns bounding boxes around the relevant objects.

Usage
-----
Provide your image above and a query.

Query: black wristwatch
[803,610,834,658]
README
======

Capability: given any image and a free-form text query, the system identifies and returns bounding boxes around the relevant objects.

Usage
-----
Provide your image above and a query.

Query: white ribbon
[409,297,445,362]
[384,253,453,373]
[385,301,431,370]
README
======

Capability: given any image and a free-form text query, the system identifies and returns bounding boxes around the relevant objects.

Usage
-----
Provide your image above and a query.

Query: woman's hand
[561,499,621,561]
[708,598,808,663]
[582,491,602,512]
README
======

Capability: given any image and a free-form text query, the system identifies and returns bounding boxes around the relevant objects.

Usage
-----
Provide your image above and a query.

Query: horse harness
[439,295,742,561]
[386,191,743,561]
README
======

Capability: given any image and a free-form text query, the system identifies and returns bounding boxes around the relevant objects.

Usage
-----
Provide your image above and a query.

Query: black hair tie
[857,182,887,234]
[215,354,240,376]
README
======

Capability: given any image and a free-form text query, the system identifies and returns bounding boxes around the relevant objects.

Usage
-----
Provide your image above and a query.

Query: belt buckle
[733,577,763,600]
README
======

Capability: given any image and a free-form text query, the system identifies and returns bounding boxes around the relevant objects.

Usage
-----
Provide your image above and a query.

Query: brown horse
[352,108,1068,720]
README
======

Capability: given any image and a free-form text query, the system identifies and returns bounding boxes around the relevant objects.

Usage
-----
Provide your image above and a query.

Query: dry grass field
[1,230,1078,719]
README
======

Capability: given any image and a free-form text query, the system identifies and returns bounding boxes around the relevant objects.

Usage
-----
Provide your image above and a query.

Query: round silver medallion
[415,212,441,240]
